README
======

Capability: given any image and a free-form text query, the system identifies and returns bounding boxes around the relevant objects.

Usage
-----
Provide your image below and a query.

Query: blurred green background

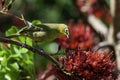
[11,0,79,23]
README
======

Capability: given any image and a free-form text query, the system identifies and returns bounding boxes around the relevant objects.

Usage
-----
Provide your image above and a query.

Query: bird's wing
[18,24,50,34]
[20,15,51,34]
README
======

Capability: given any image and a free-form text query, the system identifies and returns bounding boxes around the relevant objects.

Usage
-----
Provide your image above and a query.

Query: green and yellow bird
[6,19,70,42]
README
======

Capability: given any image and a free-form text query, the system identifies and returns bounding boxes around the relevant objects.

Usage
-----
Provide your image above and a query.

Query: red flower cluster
[38,49,117,80]
[60,48,117,80]
[57,21,94,50]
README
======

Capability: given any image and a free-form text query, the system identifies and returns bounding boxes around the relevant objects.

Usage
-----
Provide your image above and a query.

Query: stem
[88,14,108,37]
[2,0,15,12]
[108,0,115,44]
[112,0,120,71]
[0,37,62,68]
[113,0,120,40]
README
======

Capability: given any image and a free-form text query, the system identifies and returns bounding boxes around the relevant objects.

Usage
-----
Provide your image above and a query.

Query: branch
[107,0,115,44]
[0,37,62,68]
[88,14,108,37]
[113,0,120,38]
[2,0,15,12]
[111,0,120,71]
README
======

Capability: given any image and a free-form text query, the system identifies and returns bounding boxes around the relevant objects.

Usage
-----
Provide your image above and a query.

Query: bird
[5,18,70,43]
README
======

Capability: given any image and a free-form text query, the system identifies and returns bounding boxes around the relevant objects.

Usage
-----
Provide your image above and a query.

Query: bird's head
[58,24,70,39]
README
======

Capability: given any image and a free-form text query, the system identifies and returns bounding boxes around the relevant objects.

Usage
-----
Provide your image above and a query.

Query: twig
[0,37,63,68]
[88,14,108,38]
[108,0,115,44]
[1,0,15,12]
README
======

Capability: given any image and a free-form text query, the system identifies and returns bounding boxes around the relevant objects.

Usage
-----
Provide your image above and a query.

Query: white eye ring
[64,28,69,33]
[64,28,70,38]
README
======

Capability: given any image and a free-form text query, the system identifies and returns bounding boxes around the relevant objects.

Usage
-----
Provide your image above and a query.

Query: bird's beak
[66,34,70,39]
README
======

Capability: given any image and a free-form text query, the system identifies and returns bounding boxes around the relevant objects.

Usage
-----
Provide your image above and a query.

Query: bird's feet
[22,42,26,47]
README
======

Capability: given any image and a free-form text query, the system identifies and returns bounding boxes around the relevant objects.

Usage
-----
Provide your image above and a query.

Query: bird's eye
[64,28,69,35]
[64,28,70,38]
[64,28,69,33]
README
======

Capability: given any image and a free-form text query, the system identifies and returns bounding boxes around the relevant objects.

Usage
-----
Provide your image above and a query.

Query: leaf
[18,36,32,46]
[0,57,4,61]
[3,24,35,80]
[0,43,10,55]
[5,74,11,80]
[1,56,7,67]
[32,20,41,25]
[9,63,19,71]
[25,37,32,46]
[13,46,20,54]
[19,48,28,53]
[6,26,18,36]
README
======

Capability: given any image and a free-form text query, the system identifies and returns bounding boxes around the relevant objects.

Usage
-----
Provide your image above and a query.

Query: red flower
[57,21,94,50]
[59,48,117,80]
[38,49,117,80]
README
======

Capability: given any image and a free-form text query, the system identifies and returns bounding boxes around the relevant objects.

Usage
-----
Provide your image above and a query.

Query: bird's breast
[30,31,60,42]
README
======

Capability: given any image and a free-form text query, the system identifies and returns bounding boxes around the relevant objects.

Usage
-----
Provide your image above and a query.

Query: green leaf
[13,46,20,54]
[18,37,32,46]
[1,56,7,67]
[2,24,35,80]
[9,63,19,71]
[25,37,32,46]
[6,26,18,36]
[5,26,20,41]
[18,36,25,43]
[32,20,41,25]
[0,57,4,62]
[5,74,11,80]
[0,43,10,55]
[19,48,28,53]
